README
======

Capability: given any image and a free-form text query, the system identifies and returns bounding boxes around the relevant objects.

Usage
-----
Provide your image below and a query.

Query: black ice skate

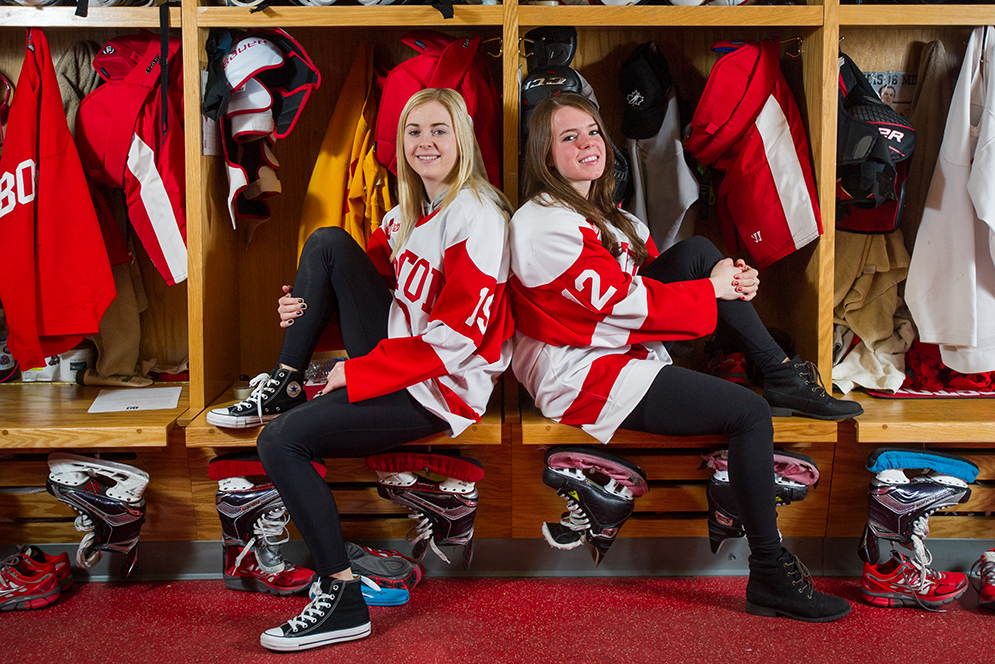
[703,449,820,554]
[858,448,975,568]
[46,453,149,577]
[541,446,649,566]
[206,367,306,429]
[210,452,321,596]
[367,452,484,570]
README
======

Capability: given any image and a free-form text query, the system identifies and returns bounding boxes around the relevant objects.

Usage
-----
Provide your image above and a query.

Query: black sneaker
[207,368,306,429]
[259,577,371,652]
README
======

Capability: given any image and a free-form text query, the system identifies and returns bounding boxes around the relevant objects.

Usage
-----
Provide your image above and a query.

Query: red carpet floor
[2,576,990,664]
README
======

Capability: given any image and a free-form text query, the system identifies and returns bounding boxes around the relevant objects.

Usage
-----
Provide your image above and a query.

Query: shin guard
[541,446,647,566]
[366,451,482,569]
[46,453,150,577]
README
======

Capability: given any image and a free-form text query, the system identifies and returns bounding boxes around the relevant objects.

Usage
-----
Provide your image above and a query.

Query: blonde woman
[209,89,512,651]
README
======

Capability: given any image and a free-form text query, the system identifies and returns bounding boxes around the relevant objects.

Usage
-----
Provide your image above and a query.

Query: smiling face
[402,100,459,202]
[548,104,606,197]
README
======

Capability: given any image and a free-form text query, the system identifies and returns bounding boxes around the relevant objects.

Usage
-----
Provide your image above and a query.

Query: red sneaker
[16,545,73,591]
[707,351,749,386]
[0,558,61,612]
[862,551,968,609]
[223,549,316,596]
[972,549,995,609]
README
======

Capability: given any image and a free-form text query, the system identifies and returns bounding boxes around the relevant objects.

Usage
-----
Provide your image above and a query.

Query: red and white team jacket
[76,33,187,286]
[510,197,717,442]
[0,29,116,370]
[685,39,822,270]
[343,188,514,436]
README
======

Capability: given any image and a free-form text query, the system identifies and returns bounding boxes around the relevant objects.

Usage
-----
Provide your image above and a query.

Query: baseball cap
[618,42,673,140]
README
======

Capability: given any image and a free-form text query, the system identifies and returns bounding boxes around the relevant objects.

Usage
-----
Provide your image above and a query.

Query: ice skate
[210,452,319,595]
[703,450,820,554]
[46,453,149,577]
[367,452,483,570]
[858,448,976,610]
[540,446,648,566]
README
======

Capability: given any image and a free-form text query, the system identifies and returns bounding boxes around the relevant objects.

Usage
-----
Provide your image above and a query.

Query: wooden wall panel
[0,429,197,544]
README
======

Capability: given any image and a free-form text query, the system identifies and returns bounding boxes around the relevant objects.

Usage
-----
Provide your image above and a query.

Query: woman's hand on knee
[278,285,307,328]
[734,259,760,302]
[318,362,346,396]
[709,258,743,300]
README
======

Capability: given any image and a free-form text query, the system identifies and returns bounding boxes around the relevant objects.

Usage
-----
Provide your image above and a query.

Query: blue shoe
[311,576,409,607]
[359,577,409,606]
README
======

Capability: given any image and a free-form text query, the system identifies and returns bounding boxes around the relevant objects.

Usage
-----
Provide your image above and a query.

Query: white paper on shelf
[87,387,183,414]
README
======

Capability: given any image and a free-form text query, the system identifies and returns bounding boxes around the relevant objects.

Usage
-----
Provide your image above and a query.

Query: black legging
[620,236,786,560]
[257,227,448,576]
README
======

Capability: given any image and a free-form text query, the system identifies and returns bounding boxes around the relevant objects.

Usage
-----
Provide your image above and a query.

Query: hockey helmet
[523,26,578,72]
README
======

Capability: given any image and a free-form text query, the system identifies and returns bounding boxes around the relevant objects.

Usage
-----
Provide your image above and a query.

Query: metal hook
[481,37,502,58]
[782,36,802,58]
[519,37,534,60]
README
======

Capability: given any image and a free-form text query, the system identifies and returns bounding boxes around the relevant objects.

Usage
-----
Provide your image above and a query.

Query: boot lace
[783,551,815,599]
[286,582,335,632]
[234,372,281,422]
[795,360,829,397]
[899,516,948,613]
[559,495,591,533]
[406,511,450,565]
[235,507,291,575]
[73,514,101,568]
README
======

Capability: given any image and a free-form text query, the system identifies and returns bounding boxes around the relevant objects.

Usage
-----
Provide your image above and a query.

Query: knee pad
[540,446,648,566]
[46,453,150,577]
[367,451,482,570]
[703,449,820,554]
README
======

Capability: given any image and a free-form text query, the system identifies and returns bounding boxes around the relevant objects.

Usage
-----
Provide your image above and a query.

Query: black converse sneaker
[260,577,371,652]
[206,368,306,429]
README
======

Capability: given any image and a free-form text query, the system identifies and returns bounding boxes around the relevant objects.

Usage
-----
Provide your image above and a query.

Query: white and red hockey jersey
[343,188,514,436]
[0,28,116,370]
[510,197,717,442]
[685,39,822,270]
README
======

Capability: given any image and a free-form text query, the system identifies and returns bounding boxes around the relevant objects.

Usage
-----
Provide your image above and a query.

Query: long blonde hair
[392,88,510,259]
[522,93,647,264]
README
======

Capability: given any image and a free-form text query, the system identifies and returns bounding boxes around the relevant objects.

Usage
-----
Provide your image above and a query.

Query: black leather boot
[762,356,863,420]
[746,548,851,622]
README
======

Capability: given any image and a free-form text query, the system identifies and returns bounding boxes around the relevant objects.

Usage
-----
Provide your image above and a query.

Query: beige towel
[834,229,911,347]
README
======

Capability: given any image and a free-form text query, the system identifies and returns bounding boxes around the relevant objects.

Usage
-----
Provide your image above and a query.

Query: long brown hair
[392,88,510,260]
[522,93,647,264]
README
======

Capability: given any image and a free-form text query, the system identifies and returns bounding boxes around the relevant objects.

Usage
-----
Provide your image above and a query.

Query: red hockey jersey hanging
[0,28,116,370]
[686,39,823,270]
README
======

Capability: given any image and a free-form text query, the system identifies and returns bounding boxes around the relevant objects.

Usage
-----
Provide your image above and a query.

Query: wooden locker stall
[825,10,995,542]
[0,8,197,545]
[182,4,512,541]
